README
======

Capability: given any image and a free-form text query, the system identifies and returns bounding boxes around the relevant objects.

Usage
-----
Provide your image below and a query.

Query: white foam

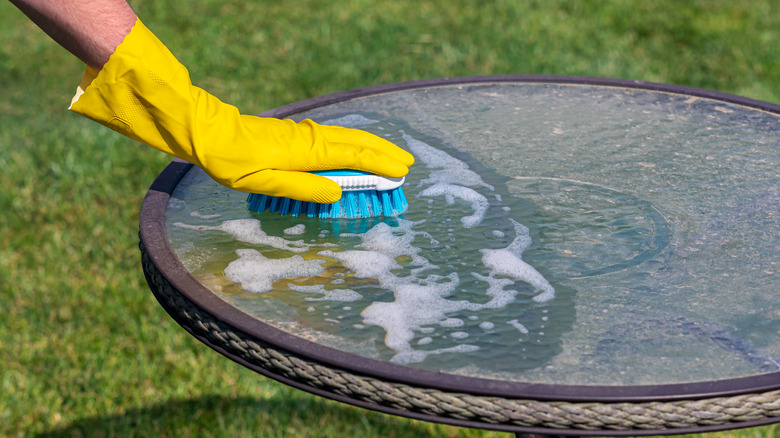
[402,132,493,190]
[479,321,495,330]
[224,249,324,293]
[403,132,470,170]
[318,249,400,281]
[351,220,438,273]
[402,132,492,228]
[441,318,465,327]
[350,215,555,363]
[508,319,530,334]
[307,290,362,302]
[418,183,489,228]
[283,224,306,235]
[479,219,556,303]
[288,283,363,302]
[470,273,519,308]
[285,284,322,293]
[361,273,477,362]
[174,219,310,252]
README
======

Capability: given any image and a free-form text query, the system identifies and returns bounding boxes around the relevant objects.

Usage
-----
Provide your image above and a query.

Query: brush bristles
[247,187,408,219]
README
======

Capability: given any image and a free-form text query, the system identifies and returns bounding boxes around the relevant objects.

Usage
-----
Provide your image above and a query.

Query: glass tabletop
[163,81,780,387]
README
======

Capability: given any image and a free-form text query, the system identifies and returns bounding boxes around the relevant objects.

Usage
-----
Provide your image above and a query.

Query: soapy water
[164,108,777,378]
[168,119,567,370]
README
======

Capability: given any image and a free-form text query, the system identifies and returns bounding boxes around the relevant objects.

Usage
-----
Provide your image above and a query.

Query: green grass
[1,0,779,436]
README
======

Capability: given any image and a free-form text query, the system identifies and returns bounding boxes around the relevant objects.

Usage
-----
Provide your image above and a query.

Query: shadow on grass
[35,393,486,438]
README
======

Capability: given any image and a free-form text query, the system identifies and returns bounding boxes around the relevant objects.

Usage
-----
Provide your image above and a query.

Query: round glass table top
[162,78,780,390]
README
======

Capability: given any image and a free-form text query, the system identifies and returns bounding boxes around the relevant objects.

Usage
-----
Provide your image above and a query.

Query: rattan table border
[140,238,780,436]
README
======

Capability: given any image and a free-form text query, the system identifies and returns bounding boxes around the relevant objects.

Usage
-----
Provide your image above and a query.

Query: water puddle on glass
[165,83,780,385]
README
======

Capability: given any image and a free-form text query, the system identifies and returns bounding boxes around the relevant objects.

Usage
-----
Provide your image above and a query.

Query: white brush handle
[320,174,405,192]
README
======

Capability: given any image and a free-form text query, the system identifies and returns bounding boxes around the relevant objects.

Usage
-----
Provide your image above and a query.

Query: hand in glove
[70,19,414,203]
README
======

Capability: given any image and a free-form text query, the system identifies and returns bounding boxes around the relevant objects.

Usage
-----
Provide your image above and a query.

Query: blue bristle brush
[246,170,408,218]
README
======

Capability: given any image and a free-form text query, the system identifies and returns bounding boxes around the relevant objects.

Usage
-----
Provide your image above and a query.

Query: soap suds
[362,273,484,363]
[403,132,494,228]
[175,128,558,368]
[480,219,556,303]
[329,215,554,363]
[174,219,311,253]
[287,284,363,303]
[224,249,324,293]
[284,224,306,235]
[508,319,530,334]
[351,221,438,273]
[318,249,400,281]
[418,183,489,228]
[403,132,493,190]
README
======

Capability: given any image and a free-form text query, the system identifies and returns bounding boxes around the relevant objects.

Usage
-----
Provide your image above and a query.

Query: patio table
[139,76,780,436]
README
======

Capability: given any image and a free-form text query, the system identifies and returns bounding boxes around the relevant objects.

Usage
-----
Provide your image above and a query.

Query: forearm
[9,0,137,69]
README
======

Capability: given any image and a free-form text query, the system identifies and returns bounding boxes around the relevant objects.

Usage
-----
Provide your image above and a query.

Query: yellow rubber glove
[69,19,414,203]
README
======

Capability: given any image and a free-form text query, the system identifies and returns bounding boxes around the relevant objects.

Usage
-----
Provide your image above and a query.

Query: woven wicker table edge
[139,237,780,433]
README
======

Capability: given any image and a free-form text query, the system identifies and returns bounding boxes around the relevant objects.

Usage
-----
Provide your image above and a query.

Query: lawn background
[1,0,779,437]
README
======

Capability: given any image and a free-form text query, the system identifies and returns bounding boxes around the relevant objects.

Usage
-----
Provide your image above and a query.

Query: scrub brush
[246,170,408,218]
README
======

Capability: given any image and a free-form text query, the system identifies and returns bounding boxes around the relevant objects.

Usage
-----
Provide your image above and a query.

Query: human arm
[8,0,136,70]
